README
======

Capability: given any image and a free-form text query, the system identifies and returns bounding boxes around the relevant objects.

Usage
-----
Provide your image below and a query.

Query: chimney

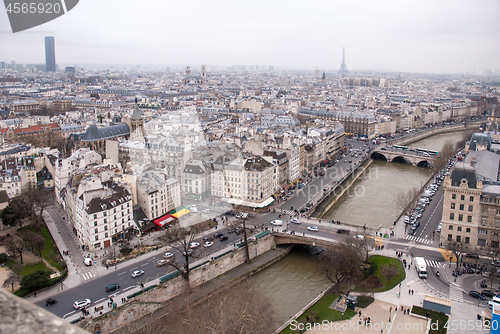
[470,157,477,168]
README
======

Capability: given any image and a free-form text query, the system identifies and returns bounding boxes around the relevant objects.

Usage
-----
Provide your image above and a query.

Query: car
[270,220,283,226]
[204,241,214,247]
[164,252,174,259]
[224,211,235,216]
[437,223,442,233]
[337,229,350,235]
[106,283,120,292]
[202,209,210,214]
[307,226,319,232]
[182,249,193,256]
[73,299,91,309]
[481,290,496,298]
[191,207,198,213]
[219,235,229,241]
[469,291,486,299]
[46,298,57,307]
[190,242,200,248]
[291,218,301,224]
[227,227,236,234]
[132,270,145,278]
[214,232,224,238]
[157,260,168,267]
[203,236,214,242]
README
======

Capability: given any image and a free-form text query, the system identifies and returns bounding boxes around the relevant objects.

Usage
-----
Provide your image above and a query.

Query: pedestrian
[409,289,411,294]
[404,309,406,315]
[359,310,362,317]
[407,308,410,314]
[412,290,414,295]
[34,292,36,297]
[401,306,403,311]
[389,307,392,313]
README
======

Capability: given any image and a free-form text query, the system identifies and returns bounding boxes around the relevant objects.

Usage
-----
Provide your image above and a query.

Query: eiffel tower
[338,47,348,76]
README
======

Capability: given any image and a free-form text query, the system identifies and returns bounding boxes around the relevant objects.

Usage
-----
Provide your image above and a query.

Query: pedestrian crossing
[449,283,464,302]
[425,259,441,268]
[403,235,432,244]
[276,208,298,216]
[81,272,94,281]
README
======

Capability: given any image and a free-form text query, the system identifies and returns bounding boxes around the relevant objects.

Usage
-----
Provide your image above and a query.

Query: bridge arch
[416,160,431,168]
[391,156,412,165]
[370,152,388,162]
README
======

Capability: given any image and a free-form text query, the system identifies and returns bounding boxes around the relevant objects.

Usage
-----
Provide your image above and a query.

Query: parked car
[202,208,210,214]
[214,232,224,238]
[219,235,229,241]
[482,290,496,298]
[132,270,145,278]
[224,211,235,216]
[164,252,174,259]
[337,229,350,235]
[190,242,200,248]
[46,298,57,307]
[469,291,486,299]
[307,226,319,232]
[270,220,283,226]
[204,241,214,248]
[106,283,120,292]
[203,236,214,242]
[157,260,168,267]
[73,299,91,309]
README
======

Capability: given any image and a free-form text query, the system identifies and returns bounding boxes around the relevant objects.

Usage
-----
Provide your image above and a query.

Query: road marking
[62,311,76,319]
[118,272,126,276]
[123,286,135,291]
[140,263,148,267]
[119,277,124,280]
[95,298,104,303]
[130,267,138,271]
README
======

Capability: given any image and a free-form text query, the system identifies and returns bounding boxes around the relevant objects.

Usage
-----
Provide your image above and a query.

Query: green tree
[20,270,51,292]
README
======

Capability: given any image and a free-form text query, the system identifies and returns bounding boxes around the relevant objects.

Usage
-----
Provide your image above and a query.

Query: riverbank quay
[73,235,293,334]
[392,122,480,147]
[278,251,435,334]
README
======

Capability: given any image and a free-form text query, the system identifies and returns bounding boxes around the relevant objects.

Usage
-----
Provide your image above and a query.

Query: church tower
[130,97,144,139]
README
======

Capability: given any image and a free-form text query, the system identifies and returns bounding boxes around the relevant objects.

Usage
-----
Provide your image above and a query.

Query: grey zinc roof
[464,150,500,182]
[81,123,130,142]
[450,168,477,189]
[469,133,491,151]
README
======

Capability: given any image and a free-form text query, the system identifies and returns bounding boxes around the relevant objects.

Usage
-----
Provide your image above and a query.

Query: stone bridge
[371,148,436,167]
[274,232,341,249]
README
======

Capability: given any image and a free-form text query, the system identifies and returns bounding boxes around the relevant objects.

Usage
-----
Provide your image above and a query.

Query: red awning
[152,214,176,227]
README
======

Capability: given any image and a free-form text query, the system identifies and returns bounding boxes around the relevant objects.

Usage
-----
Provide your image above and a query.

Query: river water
[251,246,332,325]
[249,130,469,330]
[320,130,468,229]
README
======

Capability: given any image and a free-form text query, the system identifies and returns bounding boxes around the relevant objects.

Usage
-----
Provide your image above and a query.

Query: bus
[415,257,427,278]
[415,148,439,156]
[393,145,409,150]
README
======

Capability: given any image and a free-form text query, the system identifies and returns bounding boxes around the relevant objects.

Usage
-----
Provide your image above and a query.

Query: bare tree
[18,230,45,256]
[433,140,456,171]
[162,224,204,287]
[146,280,276,334]
[395,187,421,215]
[3,273,20,291]
[447,240,468,270]
[318,243,363,294]
[456,128,476,150]
[5,234,27,264]
[234,216,252,264]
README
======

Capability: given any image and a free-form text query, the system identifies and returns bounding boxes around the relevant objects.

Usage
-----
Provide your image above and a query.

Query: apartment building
[136,171,181,220]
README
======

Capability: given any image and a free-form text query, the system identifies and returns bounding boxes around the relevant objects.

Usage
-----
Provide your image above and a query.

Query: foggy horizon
[1,0,499,75]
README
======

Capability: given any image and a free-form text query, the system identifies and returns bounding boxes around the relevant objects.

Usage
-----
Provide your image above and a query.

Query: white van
[83,257,93,266]
[488,296,500,309]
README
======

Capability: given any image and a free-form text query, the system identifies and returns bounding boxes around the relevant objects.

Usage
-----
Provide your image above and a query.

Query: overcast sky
[1,0,499,74]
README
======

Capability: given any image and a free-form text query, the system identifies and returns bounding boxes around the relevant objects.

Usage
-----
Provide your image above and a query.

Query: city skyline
[0,0,500,74]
